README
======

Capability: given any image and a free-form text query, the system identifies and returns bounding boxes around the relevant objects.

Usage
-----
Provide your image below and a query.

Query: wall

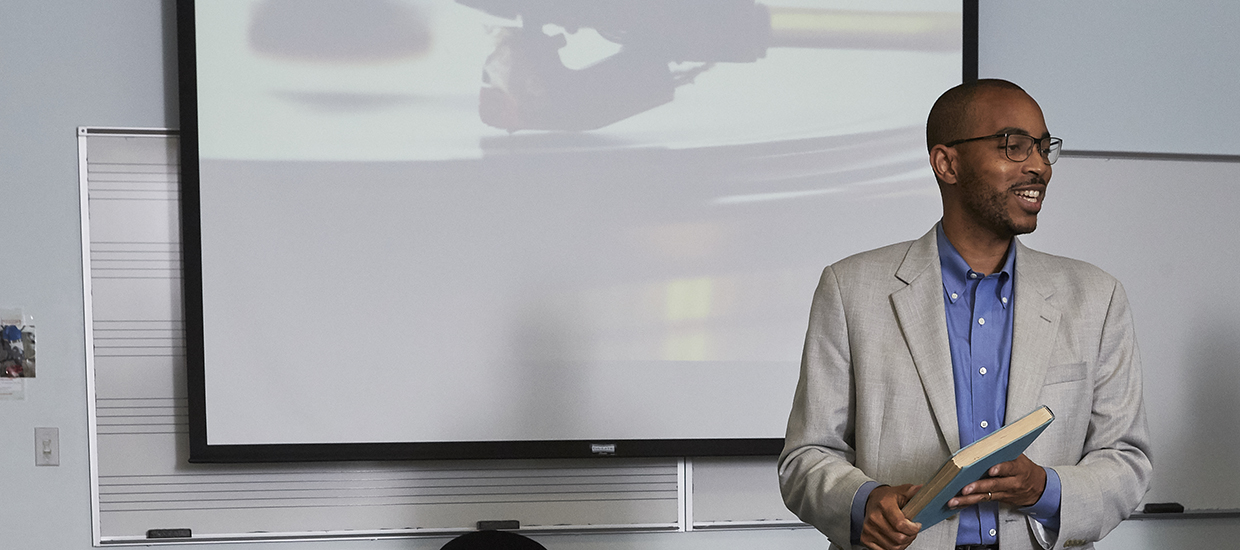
[2,1,1237,549]
[0,2,819,548]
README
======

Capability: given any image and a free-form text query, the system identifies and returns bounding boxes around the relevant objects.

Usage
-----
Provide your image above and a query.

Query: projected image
[197,0,960,160]
[468,0,958,133]
[189,0,963,453]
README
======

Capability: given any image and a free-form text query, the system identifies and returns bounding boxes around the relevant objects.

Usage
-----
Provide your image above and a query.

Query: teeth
[1015,189,1041,201]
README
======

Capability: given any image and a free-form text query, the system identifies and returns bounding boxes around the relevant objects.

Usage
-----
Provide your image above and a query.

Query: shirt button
[951,292,958,300]
[969,273,978,279]
[989,529,997,537]
[978,317,985,325]
[979,367,987,375]
[980,420,989,428]
[1001,297,1008,304]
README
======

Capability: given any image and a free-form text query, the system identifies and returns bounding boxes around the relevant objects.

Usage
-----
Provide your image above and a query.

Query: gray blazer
[779,228,1152,550]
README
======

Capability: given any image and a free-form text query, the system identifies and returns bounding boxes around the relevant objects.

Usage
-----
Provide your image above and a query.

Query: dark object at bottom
[146,528,192,539]
[1142,502,1185,514]
[477,520,521,530]
[441,530,546,550]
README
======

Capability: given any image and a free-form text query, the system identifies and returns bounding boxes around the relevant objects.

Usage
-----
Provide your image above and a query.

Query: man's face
[951,89,1052,239]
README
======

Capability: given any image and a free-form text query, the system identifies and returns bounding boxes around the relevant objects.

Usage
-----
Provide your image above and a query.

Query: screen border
[178,0,980,463]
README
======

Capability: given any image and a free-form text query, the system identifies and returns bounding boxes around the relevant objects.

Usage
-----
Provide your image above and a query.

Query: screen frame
[178,0,980,463]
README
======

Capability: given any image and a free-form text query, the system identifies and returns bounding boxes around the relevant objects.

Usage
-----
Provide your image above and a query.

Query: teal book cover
[904,406,1054,528]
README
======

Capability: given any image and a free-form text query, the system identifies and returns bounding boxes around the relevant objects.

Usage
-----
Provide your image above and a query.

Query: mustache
[1010,176,1047,189]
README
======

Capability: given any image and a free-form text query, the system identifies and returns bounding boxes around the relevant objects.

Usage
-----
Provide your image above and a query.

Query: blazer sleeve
[778,265,874,545]
[1050,279,1152,549]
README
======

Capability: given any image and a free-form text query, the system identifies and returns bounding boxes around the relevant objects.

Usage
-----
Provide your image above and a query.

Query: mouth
[1010,181,1046,216]
[1014,188,1042,203]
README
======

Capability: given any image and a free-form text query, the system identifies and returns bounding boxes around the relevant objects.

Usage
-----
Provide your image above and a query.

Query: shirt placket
[969,272,1003,544]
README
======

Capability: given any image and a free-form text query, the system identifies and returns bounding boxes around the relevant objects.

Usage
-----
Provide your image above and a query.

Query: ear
[929,144,959,185]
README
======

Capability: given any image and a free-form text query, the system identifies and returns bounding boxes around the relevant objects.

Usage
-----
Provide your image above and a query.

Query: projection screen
[181,0,972,461]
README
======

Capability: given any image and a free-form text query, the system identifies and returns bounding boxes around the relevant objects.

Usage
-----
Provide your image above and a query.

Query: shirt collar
[936,222,1016,304]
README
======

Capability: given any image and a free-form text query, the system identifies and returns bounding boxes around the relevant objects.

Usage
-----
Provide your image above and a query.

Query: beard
[956,166,1045,238]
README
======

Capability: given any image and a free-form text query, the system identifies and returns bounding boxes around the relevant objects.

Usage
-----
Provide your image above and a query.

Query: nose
[1023,154,1050,182]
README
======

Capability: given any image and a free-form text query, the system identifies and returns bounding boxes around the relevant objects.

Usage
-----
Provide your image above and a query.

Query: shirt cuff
[1019,466,1061,531]
[851,481,880,543]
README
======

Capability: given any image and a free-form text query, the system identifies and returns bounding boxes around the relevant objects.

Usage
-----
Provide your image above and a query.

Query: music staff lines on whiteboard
[97,464,679,512]
[88,239,180,280]
[87,160,178,202]
[96,397,186,435]
[92,320,184,358]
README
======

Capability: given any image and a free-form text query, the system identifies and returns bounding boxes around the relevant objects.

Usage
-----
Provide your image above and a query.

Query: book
[900,405,1055,528]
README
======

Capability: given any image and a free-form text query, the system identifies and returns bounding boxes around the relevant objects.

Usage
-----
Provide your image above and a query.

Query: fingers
[881,489,921,535]
[861,484,922,550]
[949,486,1001,508]
[953,475,1014,508]
[949,455,1047,508]
[987,454,1030,477]
[862,511,919,550]
[947,490,987,507]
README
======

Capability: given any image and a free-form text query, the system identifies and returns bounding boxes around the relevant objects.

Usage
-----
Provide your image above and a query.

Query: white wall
[2,1,1236,549]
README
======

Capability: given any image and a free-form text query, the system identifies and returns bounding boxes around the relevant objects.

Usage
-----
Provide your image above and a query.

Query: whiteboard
[82,129,693,543]
[1019,153,1240,511]
[979,1,1240,157]
[82,128,810,544]
[82,132,1240,546]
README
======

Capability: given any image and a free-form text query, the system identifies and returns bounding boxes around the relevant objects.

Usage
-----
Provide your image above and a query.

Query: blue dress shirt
[849,224,1061,545]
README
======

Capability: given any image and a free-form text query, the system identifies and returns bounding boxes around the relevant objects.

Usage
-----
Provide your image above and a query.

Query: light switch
[35,427,59,466]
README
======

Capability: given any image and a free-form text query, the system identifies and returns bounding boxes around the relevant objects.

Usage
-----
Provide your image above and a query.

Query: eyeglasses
[944,133,1063,165]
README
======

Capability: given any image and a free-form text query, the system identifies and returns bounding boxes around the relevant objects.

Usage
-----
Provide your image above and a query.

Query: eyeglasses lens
[1006,135,1061,165]
[1045,138,1062,164]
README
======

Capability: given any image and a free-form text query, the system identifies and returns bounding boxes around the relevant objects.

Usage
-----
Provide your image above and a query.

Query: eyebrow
[995,126,1052,139]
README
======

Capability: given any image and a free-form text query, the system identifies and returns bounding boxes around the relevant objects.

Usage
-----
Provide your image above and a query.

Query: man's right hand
[860,483,922,550]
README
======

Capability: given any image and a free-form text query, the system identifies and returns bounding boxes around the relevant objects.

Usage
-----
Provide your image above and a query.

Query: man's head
[927,79,1055,241]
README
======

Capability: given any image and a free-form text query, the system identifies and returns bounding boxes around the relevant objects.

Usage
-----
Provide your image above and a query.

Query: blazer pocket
[1044,361,1087,385]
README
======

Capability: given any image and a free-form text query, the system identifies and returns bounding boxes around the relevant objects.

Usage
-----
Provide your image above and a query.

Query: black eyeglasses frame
[943,132,1063,165]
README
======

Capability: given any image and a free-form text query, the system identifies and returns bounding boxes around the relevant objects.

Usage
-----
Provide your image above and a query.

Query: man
[778,79,1151,550]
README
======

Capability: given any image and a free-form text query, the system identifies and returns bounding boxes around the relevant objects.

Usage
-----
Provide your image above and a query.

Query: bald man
[778,80,1151,550]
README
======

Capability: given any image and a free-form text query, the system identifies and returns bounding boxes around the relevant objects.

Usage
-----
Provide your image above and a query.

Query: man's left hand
[948,454,1046,508]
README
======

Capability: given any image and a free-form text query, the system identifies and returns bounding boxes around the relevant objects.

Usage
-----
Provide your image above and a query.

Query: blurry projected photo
[193,0,962,446]
[198,0,961,159]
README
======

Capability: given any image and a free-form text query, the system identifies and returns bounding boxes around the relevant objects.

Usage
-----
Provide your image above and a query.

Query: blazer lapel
[1006,239,1062,421]
[891,229,961,452]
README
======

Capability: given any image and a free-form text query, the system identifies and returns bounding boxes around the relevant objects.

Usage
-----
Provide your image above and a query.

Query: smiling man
[778,80,1151,550]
